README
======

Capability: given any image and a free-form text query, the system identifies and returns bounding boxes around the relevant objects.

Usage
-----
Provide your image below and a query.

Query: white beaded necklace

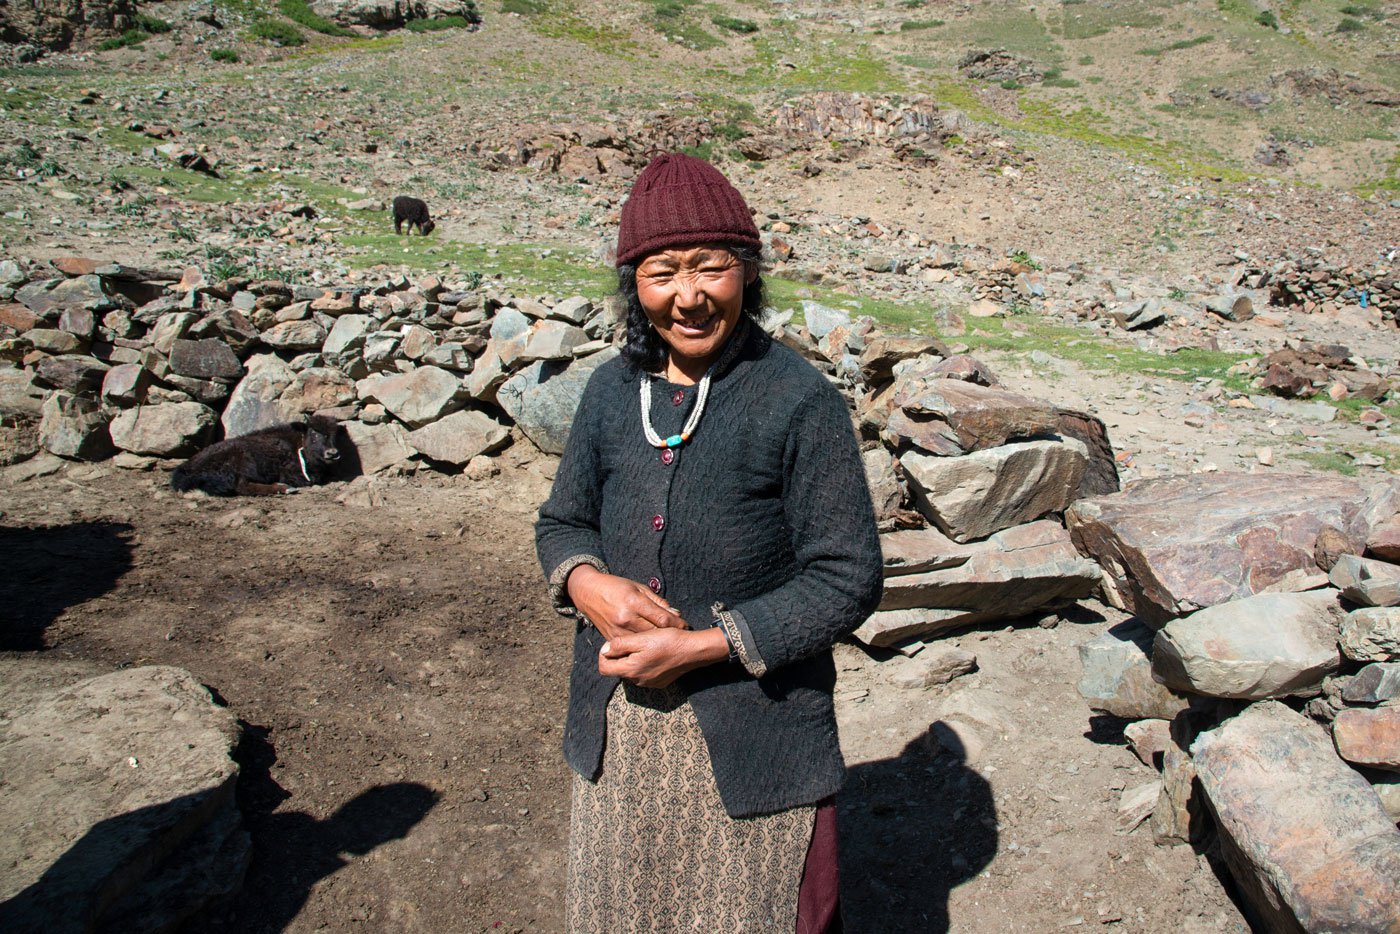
[640,370,712,449]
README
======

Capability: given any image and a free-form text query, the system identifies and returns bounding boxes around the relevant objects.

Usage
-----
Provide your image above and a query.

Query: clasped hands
[566,565,728,688]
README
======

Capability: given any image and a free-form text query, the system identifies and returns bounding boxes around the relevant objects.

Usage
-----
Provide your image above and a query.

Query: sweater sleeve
[726,381,883,673]
[535,370,610,618]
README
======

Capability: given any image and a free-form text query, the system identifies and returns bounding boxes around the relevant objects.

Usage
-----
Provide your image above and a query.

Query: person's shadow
[839,723,997,933]
[203,724,439,932]
[0,521,135,650]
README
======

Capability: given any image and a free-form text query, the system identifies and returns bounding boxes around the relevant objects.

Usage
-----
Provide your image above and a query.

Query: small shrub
[251,19,305,45]
[1043,77,1080,87]
[899,19,944,31]
[1168,287,1187,300]
[210,48,240,62]
[1337,16,1365,31]
[99,29,152,50]
[134,14,173,33]
[500,0,547,11]
[1000,78,1022,90]
[898,0,926,7]
[1256,10,1279,28]
[711,14,758,33]
[404,15,473,31]
[1077,54,1093,65]
[276,0,356,36]
[36,158,63,177]
[2,142,41,168]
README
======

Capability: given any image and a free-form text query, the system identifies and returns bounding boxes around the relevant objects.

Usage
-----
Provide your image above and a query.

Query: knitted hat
[615,152,762,267]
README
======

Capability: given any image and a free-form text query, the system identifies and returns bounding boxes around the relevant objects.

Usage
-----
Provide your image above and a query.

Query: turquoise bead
[665,435,683,448]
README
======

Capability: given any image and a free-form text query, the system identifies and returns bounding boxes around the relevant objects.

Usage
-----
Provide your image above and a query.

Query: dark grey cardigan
[535,323,883,818]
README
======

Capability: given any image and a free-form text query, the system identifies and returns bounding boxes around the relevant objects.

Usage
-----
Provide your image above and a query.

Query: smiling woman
[535,153,883,933]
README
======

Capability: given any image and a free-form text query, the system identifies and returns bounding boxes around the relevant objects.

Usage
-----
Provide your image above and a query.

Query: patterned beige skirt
[566,683,816,933]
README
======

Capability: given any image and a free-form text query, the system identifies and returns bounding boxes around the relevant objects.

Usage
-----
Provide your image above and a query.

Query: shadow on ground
[203,723,440,933]
[0,521,135,650]
[838,724,997,933]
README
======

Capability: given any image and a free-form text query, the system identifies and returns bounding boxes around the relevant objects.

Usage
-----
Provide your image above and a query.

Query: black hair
[616,244,766,373]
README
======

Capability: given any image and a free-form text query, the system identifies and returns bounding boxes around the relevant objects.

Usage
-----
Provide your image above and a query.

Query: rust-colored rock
[1333,707,1400,772]
[1192,701,1400,933]
[1367,513,1400,562]
[50,256,100,277]
[1067,472,1397,625]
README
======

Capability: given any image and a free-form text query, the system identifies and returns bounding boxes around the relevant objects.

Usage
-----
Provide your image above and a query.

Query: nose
[673,273,704,310]
[324,447,340,462]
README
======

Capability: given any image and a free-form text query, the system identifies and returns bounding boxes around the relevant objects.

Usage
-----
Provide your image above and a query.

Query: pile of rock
[1230,254,1398,321]
[1071,472,1400,929]
[1257,340,1390,403]
[767,301,1116,650]
[0,256,619,478]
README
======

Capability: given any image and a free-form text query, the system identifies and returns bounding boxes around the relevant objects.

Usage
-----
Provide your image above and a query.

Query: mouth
[672,312,718,337]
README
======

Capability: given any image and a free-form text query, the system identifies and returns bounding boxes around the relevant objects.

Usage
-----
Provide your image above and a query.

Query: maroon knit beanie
[615,152,762,267]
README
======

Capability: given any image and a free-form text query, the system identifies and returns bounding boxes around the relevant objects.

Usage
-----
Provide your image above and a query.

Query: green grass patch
[767,276,940,334]
[251,19,306,45]
[405,15,476,31]
[98,29,154,51]
[1256,10,1279,28]
[276,0,356,35]
[1336,16,1365,32]
[1137,34,1213,56]
[134,14,174,33]
[711,14,758,33]
[210,48,240,62]
[1289,451,1358,476]
[943,7,1062,61]
[1357,151,1400,197]
[900,19,944,31]
[651,0,721,50]
[1054,3,1162,40]
[501,0,548,11]
[340,236,617,294]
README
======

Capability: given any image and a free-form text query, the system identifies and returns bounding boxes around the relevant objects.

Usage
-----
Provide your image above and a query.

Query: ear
[744,261,759,285]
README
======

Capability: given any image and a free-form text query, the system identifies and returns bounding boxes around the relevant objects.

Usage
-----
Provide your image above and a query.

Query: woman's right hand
[566,565,688,641]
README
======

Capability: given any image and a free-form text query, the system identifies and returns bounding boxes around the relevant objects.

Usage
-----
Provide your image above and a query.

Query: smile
[672,313,718,336]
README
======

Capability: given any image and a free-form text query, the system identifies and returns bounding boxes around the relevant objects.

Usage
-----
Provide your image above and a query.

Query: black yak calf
[392,195,435,236]
[170,416,342,496]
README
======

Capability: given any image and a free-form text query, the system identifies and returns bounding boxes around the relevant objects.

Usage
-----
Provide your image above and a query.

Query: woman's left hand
[598,628,729,689]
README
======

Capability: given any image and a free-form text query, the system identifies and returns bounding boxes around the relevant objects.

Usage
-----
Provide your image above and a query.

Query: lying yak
[392,195,435,236]
[170,416,342,496]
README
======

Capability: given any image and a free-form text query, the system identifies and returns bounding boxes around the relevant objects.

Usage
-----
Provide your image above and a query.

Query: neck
[663,356,710,386]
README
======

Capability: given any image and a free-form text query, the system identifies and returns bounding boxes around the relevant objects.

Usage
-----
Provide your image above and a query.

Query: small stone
[1123,719,1172,767]
[890,646,977,689]
[1330,554,1400,607]
[1341,607,1400,662]
[1116,781,1159,834]
[1333,706,1400,771]
[1341,663,1400,704]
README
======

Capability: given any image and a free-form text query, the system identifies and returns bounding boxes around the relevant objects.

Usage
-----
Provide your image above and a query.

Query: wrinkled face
[635,244,755,381]
[305,418,341,465]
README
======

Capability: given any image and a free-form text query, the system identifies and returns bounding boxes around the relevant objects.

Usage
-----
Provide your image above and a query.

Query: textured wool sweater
[535,322,883,818]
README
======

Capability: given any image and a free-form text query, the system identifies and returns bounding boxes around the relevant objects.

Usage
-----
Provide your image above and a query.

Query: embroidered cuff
[548,554,608,618]
[712,602,768,678]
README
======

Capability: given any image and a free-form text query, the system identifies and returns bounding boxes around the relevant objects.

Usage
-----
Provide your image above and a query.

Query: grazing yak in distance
[170,415,342,496]
[392,195,435,236]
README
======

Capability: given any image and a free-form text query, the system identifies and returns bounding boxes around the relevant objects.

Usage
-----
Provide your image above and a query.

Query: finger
[600,636,639,658]
[634,600,686,630]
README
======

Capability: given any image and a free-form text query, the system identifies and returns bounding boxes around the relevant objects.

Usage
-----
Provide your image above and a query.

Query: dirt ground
[1,422,1252,933]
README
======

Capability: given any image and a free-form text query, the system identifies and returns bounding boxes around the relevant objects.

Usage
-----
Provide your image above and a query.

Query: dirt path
[1,443,1248,933]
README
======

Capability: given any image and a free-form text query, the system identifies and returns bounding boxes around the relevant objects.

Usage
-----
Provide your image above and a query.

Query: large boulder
[902,437,1088,542]
[854,520,1100,647]
[497,349,617,455]
[1191,701,1400,933]
[1067,473,1396,626]
[38,392,113,461]
[168,339,243,382]
[407,409,509,466]
[1152,591,1345,700]
[0,663,248,932]
[886,379,1059,456]
[340,420,414,475]
[14,275,114,318]
[1077,619,1193,720]
[280,367,356,417]
[221,354,295,439]
[357,366,465,429]
[310,0,481,27]
[0,368,48,419]
[33,355,108,395]
[109,402,217,457]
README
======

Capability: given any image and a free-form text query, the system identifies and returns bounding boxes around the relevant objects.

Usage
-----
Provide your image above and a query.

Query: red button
[671,390,685,406]
[648,577,661,593]
[651,514,665,531]
[660,449,674,466]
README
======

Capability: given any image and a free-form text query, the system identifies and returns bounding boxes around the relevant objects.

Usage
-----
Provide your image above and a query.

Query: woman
[535,152,883,932]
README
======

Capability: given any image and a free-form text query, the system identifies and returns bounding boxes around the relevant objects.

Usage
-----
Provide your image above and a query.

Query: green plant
[99,28,153,50]
[168,223,198,242]
[2,142,41,168]
[1168,287,1187,300]
[1077,54,1093,65]
[405,15,476,31]
[501,0,547,10]
[210,48,240,62]
[1009,249,1041,269]
[1137,34,1213,56]
[36,158,64,177]
[134,14,173,33]
[251,19,305,45]
[1337,16,1365,32]
[711,14,758,33]
[899,19,944,31]
[276,0,356,35]
[1000,78,1022,90]
[1256,10,1279,28]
